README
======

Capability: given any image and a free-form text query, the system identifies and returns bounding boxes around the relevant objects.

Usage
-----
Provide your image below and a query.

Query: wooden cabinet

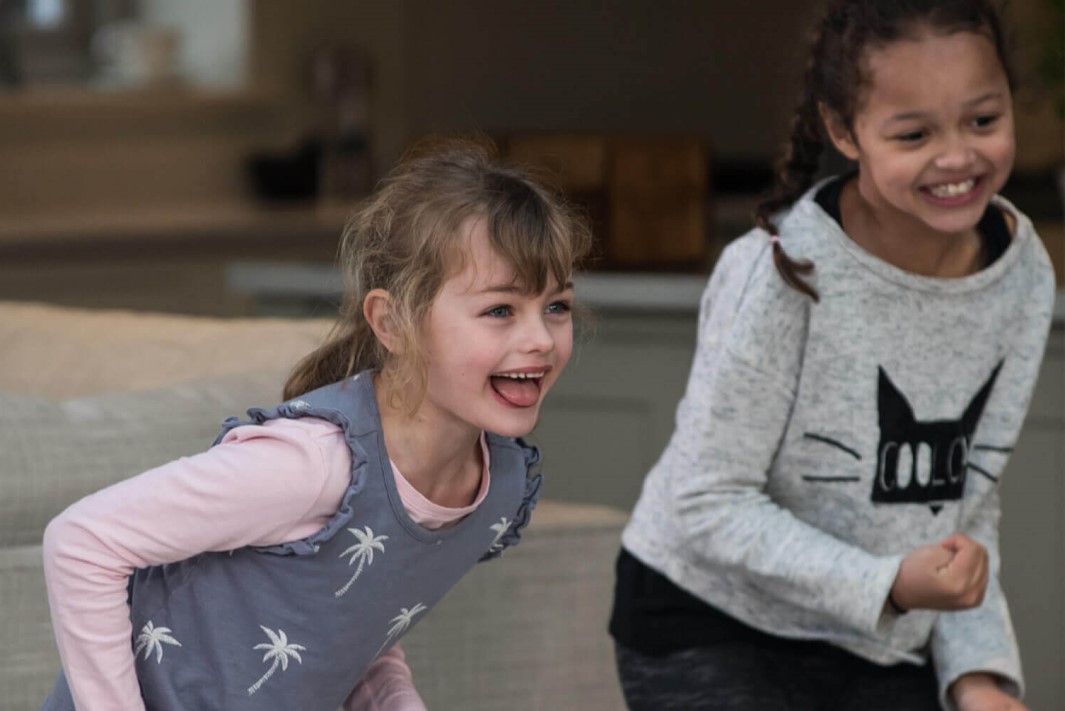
[503,134,709,270]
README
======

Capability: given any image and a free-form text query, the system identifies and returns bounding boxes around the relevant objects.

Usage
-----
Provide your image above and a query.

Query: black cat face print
[871,362,1002,508]
[802,361,1005,514]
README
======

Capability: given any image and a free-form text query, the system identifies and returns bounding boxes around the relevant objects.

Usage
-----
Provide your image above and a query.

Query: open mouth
[490,370,547,408]
[920,176,982,203]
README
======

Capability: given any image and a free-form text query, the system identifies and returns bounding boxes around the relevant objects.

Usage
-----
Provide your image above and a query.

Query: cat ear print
[963,360,1004,431]
[877,367,914,424]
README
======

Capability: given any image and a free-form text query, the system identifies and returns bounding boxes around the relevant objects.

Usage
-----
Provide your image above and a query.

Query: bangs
[401,153,589,303]
[482,173,576,294]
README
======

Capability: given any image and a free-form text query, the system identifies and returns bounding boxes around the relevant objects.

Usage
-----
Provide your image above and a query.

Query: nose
[519,314,556,354]
[933,136,976,171]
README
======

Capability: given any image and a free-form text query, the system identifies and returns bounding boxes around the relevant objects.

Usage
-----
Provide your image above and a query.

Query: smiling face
[826,27,1015,238]
[417,218,574,439]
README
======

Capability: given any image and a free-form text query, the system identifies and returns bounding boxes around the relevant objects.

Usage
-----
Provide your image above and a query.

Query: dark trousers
[614,637,940,711]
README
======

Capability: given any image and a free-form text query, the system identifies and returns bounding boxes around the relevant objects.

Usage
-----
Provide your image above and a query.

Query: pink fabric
[392,437,491,530]
[43,417,488,711]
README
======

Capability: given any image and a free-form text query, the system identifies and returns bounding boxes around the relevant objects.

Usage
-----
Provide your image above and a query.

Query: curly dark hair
[755,0,1015,301]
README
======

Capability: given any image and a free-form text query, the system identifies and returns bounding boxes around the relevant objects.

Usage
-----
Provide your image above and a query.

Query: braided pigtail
[755,55,826,302]
[754,0,1017,304]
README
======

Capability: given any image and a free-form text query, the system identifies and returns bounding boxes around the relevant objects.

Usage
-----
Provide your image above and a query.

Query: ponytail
[283,309,366,401]
[755,69,824,302]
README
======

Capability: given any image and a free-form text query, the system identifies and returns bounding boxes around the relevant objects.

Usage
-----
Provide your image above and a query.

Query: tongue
[492,377,540,407]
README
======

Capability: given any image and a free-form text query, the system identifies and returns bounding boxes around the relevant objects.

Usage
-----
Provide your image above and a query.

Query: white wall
[141,0,248,88]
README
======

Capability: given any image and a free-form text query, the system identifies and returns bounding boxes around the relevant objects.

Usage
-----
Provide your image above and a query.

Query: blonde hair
[283,140,593,407]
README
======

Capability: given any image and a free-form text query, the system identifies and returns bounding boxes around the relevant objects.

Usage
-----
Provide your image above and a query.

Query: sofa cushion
[1,371,290,546]
[3,543,65,711]
[0,301,330,399]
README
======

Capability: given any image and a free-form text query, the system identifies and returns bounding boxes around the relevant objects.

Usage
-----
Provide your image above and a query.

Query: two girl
[41,145,591,710]
[41,1,1055,709]
[611,1,1054,709]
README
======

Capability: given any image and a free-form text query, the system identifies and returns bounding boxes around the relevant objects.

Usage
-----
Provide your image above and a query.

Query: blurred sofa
[0,300,627,711]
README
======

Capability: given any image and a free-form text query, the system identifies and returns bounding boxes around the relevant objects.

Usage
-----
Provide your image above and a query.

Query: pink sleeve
[42,418,346,711]
[343,644,428,711]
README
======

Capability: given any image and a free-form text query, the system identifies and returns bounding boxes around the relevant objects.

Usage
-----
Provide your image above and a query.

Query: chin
[925,211,987,237]
[492,424,537,439]
[490,414,541,439]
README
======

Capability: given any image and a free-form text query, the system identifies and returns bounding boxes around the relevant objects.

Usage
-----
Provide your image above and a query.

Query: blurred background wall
[0,0,1060,314]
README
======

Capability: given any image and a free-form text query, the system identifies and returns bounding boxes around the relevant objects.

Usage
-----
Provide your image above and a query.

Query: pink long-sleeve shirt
[42,417,490,711]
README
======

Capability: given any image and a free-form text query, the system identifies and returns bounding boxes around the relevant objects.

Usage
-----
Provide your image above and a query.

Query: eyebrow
[884,91,1006,125]
[480,280,575,295]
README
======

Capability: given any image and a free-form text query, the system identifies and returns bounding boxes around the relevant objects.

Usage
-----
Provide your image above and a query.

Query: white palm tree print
[133,621,181,663]
[247,626,307,696]
[488,517,511,553]
[374,603,427,658]
[334,525,389,598]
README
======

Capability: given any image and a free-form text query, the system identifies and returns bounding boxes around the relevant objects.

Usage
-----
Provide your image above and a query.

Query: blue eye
[485,305,512,318]
[545,300,572,315]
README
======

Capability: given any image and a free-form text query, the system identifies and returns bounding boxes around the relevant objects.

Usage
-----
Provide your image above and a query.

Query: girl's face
[828,28,1014,237]
[418,219,574,439]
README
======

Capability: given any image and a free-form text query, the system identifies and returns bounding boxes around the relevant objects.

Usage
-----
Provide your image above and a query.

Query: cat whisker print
[971,444,1014,454]
[873,362,1002,509]
[800,362,1004,515]
[965,443,1016,483]
[802,433,863,460]
[800,434,862,482]
[966,462,999,484]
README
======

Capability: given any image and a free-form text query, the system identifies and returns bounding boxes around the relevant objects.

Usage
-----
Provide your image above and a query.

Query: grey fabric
[622,184,1055,708]
[0,371,286,544]
[3,544,63,711]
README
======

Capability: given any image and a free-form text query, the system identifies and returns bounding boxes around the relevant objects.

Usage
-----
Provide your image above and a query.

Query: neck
[373,372,484,508]
[841,177,985,278]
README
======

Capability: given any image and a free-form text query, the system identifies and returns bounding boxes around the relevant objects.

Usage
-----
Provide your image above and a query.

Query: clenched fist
[890,533,989,612]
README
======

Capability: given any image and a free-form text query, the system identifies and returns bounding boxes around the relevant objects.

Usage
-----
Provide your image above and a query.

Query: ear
[818,102,860,161]
[363,288,403,355]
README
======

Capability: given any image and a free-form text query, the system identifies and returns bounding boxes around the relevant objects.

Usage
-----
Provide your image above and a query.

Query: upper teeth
[929,179,975,198]
[497,372,544,379]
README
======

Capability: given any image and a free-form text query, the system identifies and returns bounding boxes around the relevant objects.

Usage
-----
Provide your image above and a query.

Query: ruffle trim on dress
[479,438,543,562]
[215,400,367,557]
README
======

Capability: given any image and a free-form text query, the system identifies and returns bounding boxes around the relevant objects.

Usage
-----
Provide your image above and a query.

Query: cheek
[858,145,902,184]
[985,132,1015,171]
[873,151,924,186]
[554,325,575,370]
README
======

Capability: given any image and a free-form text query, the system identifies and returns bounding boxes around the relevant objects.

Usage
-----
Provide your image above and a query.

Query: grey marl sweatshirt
[621,182,1055,709]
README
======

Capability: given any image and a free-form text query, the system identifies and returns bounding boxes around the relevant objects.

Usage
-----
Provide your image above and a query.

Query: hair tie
[769,236,781,247]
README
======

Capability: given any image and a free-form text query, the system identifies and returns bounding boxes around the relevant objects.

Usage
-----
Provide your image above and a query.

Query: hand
[891,533,988,611]
[952,673,1029,711]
